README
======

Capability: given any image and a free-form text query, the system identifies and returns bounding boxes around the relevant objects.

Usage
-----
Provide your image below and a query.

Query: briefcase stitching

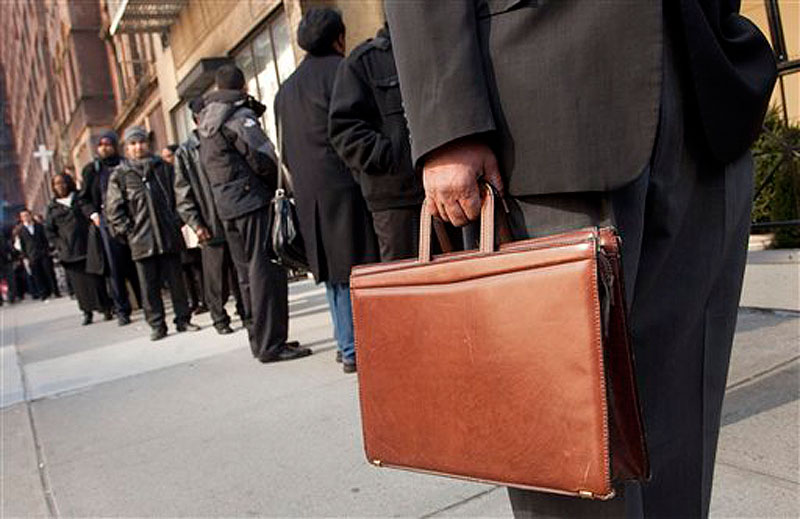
[589,251,613,496]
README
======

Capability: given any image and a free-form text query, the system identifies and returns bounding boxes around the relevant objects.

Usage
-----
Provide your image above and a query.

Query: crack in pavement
[418,486,502,518]
[11,313,60,518]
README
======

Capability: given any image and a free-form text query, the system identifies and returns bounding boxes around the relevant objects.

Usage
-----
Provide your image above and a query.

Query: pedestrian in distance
[14,209,58,300]
[196,65,309,363]
[44,173,113,325]
[385,0,777,517]
[329,22,424,262]
[105,125,200,341]
[79,131,142,326]
[275,7,379,373]
[174,97,246,336]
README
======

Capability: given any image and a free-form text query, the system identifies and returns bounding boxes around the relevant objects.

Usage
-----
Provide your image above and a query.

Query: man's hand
[423,138,503,227]
[90,213,101,227]
[195,226,212,243]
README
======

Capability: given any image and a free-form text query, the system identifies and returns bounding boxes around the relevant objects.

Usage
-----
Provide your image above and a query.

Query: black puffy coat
[105,157,184,261]
[195,90,277,222]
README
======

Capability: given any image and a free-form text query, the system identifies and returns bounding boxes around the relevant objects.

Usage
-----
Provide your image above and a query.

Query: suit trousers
[201,242,245,330]
[134,253,191,331]
[371,205,421,262]
[223,209,289,360]
[506,24,753,519]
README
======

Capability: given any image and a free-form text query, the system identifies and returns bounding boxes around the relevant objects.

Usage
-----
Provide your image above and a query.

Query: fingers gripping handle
[418,186,495,263]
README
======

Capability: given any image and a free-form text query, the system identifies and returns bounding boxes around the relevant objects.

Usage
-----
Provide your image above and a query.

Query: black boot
[81,312,93,326]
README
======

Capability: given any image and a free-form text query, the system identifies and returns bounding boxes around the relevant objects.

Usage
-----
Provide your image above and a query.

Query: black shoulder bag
[271,118,308,270]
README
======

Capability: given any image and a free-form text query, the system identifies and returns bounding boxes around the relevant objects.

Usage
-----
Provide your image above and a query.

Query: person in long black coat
[79,131,142,325]
[45,174,112,325]
[275,8,379,373]
[385,1,777,518]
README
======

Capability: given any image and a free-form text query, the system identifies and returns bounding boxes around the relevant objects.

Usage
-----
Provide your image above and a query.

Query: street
[2,251,798,518]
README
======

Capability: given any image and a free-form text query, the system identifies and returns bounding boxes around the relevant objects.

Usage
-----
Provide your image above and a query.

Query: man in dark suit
[385,1,777,517]
[15,209,56,300]
[275,8,379,373]
[79,131,142,325]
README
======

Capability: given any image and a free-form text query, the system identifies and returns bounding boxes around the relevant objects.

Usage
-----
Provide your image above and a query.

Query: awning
[108,0,188,35]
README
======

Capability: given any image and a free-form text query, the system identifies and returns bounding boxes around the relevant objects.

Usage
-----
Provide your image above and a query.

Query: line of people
[9,7,434,375]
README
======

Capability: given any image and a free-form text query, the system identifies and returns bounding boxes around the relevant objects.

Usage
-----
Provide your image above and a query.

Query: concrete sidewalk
[1,251,798,518]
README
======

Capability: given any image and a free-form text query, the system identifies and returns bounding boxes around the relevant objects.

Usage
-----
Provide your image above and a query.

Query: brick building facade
[0,64,24,227]
[0,0,116,214]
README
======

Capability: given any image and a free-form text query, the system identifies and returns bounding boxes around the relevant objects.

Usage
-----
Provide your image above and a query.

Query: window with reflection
[232,8,295,144]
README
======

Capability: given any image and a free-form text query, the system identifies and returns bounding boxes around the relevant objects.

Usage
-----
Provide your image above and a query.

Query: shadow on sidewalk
[721,362,799,427]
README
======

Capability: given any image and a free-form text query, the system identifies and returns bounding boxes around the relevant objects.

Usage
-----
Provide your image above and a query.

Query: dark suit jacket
[18,223,50,263]
[385,0,775,197]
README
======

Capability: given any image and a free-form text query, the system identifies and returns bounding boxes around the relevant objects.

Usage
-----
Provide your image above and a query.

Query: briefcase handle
[419,185,495,263]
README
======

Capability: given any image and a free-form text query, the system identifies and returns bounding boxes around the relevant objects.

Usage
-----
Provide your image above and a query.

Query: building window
[232,8,295,143]
[172,101,193,145]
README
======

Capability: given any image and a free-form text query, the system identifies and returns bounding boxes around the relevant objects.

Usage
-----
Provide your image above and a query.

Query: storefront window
[232,8,295,144]
[172,101,193,144]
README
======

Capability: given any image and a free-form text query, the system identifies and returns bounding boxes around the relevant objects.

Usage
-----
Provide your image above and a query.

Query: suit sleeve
[173,148,205,231]
[328,57,394,177]
[385,0,496,166]
[225,117,279,181]
[104,172,131,240]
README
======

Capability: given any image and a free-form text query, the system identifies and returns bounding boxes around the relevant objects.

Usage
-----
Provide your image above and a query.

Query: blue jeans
[325,282,355,363]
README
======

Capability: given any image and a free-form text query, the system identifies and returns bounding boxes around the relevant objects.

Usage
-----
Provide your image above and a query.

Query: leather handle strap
[418,185,495,263]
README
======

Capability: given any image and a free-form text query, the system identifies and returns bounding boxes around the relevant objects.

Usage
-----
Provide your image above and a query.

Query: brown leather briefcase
[350,187,648,500]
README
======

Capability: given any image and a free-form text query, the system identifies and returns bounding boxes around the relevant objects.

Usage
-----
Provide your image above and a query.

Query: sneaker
[150,327,168,341]
[176,322,201,332]
[118,314,131,326]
